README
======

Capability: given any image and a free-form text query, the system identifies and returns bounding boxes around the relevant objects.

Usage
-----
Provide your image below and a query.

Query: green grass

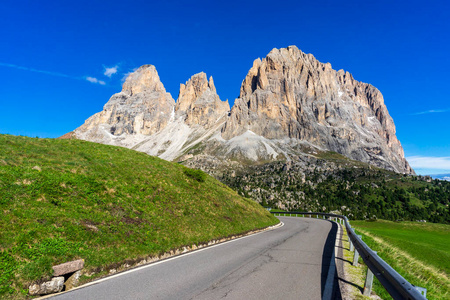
[352,220,450,299]
[0,134,278,298]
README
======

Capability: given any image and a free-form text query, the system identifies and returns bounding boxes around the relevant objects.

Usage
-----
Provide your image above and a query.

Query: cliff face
[73,46,414,174]
[76,65,175,139]
[222,46,412,173]
[176,72,230,129]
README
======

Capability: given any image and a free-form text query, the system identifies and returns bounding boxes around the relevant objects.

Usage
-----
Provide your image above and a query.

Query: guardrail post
[269,211,428,300]
[363,251,376,296]
[352,248,359,266]
[352,235,362,266]
[414,286,427,298]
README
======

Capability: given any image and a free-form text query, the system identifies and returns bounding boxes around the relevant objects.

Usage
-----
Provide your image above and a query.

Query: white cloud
[411,109,449,115]
[104,65,118,77]
[86,76,106,85]
[0,62,73,79]
[0,62,110,86]
[121,68,138,82]
[407,156,450,175]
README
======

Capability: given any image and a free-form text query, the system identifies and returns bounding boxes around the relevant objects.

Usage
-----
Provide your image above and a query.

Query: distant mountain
[70,46,414,175]
[431,174,450,181]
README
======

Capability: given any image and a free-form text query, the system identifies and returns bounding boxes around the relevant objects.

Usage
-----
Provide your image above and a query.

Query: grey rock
[64,270,81,291]
[29,276,64,296]
[71,46,414,175]
[222,46,413,174]
[75,65,175,138]
[52,259,84,276]
[176,72,230,129]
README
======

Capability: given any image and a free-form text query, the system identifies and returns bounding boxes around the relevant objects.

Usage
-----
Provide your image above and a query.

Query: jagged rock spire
[72,47,414,174]
[175,72,229,128]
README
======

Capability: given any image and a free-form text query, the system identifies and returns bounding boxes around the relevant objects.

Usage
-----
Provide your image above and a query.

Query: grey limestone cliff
[72,46,414,175]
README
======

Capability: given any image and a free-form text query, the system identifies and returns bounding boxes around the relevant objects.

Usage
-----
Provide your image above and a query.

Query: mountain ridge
[70,46,414,175]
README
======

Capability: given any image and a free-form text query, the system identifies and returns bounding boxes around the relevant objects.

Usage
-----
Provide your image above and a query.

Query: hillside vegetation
[353,220,450,300]
[0,134,278,298]
[220,151,450,223]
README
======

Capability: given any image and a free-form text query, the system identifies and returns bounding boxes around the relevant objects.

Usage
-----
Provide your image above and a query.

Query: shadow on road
[321,221,342,299]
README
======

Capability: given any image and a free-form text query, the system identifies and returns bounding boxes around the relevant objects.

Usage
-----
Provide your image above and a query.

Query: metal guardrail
[270,211,427,300]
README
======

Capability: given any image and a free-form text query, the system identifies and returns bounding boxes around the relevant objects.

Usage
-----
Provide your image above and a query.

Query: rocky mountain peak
[72,46,414,175]
[175,72,229,128]
[74,65,175,138]
[176,72,212,112]
[222,45,413,174]
[122,64,167,96]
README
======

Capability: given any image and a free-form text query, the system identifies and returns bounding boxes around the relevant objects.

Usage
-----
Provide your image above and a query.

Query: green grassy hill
[353,220,450,299]
[0,134,278,298]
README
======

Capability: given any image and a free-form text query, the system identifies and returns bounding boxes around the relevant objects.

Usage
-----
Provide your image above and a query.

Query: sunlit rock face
[176,72,230,129]
[72,46,414,175]
[76,65,175,138]
[222,46,413,174]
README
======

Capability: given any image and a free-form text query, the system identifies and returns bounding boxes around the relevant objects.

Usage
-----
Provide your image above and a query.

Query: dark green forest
[221,157,450,223]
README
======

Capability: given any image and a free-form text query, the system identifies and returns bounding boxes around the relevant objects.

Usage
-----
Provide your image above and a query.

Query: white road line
[40,222,284,299]
[322,220,341,300]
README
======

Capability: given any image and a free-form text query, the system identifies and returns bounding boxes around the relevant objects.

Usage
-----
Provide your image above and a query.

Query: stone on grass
[29,276,64,295]
[52,259,84,276]
[64,270,81,291]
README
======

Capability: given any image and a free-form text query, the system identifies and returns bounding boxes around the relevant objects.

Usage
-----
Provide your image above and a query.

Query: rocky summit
[72,46,414,176]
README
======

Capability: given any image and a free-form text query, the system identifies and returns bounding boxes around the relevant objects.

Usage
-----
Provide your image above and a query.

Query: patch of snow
[169,108,175,123]
[368,116,377,123]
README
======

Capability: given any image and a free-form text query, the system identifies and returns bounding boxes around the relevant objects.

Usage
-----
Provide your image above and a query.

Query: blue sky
[1,0,449,175]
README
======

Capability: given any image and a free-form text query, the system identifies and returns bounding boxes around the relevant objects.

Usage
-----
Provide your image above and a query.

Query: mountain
[72,46,413,176]
[431,173,450,181]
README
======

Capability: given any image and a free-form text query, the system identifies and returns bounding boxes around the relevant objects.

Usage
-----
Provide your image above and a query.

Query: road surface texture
[48,217,342,300]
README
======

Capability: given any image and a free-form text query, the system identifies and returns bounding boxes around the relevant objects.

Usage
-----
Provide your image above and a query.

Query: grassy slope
[0,134,278,298]
[352,220,450,299]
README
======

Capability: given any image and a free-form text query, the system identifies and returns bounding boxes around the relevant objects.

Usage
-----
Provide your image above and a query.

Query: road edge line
[39,221,284,299]
[322,220,340,300]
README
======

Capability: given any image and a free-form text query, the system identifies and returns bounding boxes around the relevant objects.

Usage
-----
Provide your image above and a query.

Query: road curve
[48,217,340,300]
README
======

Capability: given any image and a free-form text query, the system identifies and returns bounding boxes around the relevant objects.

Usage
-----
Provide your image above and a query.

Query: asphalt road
[49,217,340,300]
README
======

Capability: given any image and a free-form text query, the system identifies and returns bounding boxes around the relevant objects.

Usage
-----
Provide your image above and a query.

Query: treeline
[222,161,450,224]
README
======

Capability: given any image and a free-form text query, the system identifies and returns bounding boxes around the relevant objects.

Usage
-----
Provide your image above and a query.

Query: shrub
[183,168,206,182]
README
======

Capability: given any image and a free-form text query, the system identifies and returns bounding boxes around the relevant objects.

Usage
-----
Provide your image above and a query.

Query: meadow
[0,134,278,298]
[352,220,450,299]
